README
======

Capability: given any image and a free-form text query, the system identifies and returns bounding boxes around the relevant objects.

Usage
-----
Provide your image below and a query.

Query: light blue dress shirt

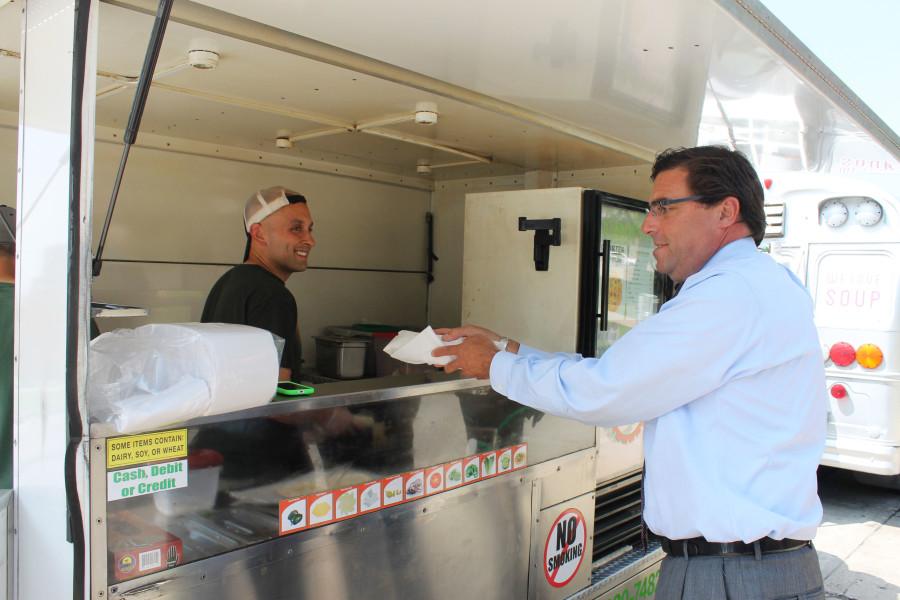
[490,237,826,542]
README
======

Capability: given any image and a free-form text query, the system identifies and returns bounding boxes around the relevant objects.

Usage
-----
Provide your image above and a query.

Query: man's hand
[435,325,520,354]
[435,325,501,343]
[432,334,500,379]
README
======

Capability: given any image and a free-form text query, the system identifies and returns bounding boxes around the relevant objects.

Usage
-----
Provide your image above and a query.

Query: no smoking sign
[544,508,587,587]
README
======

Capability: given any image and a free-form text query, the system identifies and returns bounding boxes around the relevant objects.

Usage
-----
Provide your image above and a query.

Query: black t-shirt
[201,263,303,378]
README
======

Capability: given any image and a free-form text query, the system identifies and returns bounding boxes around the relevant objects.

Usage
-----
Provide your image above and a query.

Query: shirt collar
[683,236,756,287]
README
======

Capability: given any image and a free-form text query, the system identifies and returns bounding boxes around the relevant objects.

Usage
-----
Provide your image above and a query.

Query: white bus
[762,173,900,487]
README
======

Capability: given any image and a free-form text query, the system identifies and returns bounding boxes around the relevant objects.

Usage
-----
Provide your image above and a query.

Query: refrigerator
[461,187,672,483]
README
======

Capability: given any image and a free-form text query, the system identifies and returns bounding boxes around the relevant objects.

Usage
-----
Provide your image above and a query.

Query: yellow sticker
[106,429,188,469]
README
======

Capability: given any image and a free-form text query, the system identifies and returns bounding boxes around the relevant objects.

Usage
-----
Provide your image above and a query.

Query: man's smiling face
[257,202,315,279]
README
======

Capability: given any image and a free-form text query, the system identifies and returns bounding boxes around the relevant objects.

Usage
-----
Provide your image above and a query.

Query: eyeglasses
[645,194,720,217]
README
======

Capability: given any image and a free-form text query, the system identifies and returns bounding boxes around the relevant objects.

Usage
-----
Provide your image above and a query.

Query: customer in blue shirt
[434,146,827,600]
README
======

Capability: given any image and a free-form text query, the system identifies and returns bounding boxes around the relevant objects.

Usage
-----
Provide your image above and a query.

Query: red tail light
[830,384,848,399]
[829,342,856,367]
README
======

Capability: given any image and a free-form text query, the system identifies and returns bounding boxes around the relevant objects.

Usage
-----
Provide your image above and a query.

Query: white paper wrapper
[382,326,461,366]
[382,326,505,366]
[88,323,278,434]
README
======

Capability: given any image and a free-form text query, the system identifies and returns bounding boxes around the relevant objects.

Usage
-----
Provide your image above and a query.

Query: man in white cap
[202,186,315,380]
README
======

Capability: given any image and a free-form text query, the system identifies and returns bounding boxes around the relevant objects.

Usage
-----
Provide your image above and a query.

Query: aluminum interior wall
[88,141,431,360]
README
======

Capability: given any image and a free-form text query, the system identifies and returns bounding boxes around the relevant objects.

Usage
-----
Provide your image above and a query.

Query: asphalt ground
[815,467,900,600]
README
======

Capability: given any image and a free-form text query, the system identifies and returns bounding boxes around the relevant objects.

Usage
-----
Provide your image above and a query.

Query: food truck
[2,0,898,598]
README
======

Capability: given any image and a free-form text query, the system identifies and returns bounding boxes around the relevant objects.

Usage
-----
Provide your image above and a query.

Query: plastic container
[314,335,367,379]
[153,449,224,516]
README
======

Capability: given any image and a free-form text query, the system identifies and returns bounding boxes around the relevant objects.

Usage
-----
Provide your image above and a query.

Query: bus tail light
[829,342,856,367]
[830,384,848,399]
[856,344,883,369]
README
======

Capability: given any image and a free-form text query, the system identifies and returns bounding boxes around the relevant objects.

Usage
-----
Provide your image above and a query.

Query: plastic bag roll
[88,323,279,434]
[191,323,279,414]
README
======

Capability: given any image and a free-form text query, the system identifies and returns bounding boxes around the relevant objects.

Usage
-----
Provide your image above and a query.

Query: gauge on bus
[819,199,849,228]
[854,198,883,226]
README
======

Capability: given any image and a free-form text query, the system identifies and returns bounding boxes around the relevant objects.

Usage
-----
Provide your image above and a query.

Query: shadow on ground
[816,467,900,600]
[816,550,899,600]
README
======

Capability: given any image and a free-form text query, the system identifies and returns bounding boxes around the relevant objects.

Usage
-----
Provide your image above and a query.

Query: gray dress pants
[655,544,824,599]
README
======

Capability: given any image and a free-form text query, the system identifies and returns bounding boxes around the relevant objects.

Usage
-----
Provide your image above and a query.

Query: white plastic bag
[88,323,279,434]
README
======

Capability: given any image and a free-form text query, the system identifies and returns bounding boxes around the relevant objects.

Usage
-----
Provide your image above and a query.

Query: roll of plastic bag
[88,323,279,434]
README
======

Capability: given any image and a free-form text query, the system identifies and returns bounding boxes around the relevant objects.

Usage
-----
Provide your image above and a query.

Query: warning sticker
[107,429,188,469]
[544,508,587,588]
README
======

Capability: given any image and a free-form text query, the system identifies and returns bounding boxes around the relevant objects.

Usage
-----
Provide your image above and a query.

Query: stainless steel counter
[91,373,659,600]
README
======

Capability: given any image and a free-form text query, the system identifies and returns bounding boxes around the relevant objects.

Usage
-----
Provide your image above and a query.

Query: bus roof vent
[764,202,785,238]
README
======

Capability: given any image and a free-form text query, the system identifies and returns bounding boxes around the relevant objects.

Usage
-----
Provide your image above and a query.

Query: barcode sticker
[138,549,161,572]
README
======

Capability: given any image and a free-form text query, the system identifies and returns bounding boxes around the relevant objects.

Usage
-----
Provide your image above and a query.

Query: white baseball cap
[243,186,306,233]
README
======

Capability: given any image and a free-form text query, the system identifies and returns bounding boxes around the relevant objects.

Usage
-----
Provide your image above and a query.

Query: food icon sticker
[481,451,497,477]
[425,466,444,495]
[444,461,463,489]
[513,444,528,470]
[464,456,480,483]
[498,448,513,473]
[404,470,425,500]
[278,497,307,535]
[358,481,381,513]
[308,491,334,526]
[383,475,404,506]
[335,487,358,520]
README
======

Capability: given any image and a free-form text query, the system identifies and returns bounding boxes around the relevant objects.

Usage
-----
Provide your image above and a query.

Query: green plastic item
[276,381,315,396]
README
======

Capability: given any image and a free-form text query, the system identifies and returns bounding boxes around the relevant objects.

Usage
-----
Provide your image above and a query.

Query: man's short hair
[242,187,307,261]
[650,146,767,245]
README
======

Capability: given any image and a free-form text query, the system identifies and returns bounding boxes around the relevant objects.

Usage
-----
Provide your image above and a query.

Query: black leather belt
[659,536,811,558]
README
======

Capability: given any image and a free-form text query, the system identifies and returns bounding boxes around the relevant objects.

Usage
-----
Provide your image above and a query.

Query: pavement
[815,467,900,600]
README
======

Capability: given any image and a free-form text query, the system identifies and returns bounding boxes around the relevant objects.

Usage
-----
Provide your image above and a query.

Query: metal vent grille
[593,472,643,562]
[764,202,785,238]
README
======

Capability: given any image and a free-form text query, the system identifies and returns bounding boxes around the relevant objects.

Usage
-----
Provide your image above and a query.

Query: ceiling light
[275,137,293,149]
[416,159,432,174]
[414,102,438,125]
[188,49,219,70]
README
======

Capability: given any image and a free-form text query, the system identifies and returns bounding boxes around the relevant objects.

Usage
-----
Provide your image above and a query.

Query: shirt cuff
[489,350,517,396]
